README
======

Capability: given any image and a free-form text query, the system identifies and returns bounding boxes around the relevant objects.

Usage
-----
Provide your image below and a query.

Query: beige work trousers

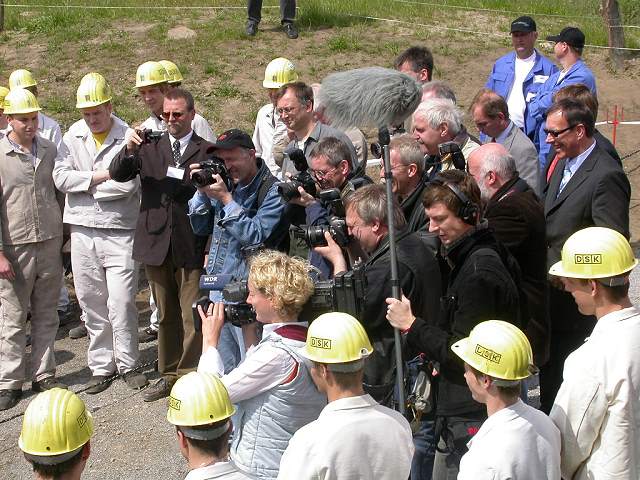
[71,226,139,376]
[0,237,62,389]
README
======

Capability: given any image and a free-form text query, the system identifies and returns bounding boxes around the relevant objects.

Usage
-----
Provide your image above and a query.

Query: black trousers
[248,0,296,23]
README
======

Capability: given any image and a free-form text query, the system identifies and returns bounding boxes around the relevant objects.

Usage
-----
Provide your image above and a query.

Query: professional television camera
[192,274,256,330]
[276,148,317,201]
[193,262,368,328]
[191,149,234,190]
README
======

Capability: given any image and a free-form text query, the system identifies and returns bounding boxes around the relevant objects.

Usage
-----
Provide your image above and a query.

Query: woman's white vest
[231,326,326,479]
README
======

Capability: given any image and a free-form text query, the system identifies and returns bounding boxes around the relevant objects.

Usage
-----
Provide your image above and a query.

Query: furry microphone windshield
[317,67,422,130]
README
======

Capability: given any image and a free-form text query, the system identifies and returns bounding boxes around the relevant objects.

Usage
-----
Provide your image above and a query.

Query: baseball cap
[212,129,254,150]
[546,27,585,49]
[510,16,536,33]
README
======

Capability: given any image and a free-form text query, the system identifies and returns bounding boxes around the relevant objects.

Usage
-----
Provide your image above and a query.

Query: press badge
[533,75,549,83]
[166,166,185,180]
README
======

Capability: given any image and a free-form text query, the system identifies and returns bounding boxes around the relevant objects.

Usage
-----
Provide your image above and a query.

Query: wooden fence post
[602,0,626,71]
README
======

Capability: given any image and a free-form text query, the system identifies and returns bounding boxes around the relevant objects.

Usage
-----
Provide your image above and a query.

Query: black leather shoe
[85,375,114,395]
[138,326,158,343]
[32,377,66,392]
[246,20,258,36]
[0,389,22,411]
[283,22,298,39]
[143,377,173,402]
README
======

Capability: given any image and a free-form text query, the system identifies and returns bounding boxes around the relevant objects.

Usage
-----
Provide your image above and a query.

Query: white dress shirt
[551,306,640,480]
[277,394,414,480]
[458,399,561,480]
[198,322,303,403]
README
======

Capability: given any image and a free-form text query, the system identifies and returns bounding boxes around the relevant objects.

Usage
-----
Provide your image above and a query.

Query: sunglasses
[544,124,577,138]
[161,111,185,120]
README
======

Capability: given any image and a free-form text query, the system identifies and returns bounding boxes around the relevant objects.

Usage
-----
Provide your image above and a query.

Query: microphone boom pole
[380,127,405,415]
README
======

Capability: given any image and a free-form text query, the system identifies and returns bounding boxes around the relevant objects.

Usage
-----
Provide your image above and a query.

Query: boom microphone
[317,67,422,130]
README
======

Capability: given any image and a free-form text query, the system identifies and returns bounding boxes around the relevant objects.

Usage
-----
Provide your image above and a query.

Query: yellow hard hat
[549,227,637,281]
[9,69,37,90]
[3,88,41,115]
[159,60,184,85]
[263,57,298,89]
[76,72,112,109]
[0,86,9,107]
[167,372,235,428]
[135,61,169,88]
[19,388,94,462]
[302,312,373,365]
[451,320,534,381]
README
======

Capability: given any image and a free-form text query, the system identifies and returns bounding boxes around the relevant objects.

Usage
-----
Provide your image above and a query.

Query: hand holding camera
[197,301,225,350]
[125,128,163,155]
[190,154,234,203]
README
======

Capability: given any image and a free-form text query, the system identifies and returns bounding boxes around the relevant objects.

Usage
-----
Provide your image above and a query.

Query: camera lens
[277,181,302,201]
[192,170,215,188]
[305,226,329,247]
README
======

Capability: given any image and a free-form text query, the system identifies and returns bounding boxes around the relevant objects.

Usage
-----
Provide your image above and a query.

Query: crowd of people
[1,12,638,480]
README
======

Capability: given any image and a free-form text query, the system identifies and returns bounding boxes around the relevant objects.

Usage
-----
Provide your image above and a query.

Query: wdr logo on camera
[574,254,602,264]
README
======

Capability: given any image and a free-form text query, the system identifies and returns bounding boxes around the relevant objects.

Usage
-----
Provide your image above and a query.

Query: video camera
[139,128,163,144]
[192,274,256,329]
[193,262,368,329]
[300,261,367,322]
[191,149,234,191]
[276,148,317,202]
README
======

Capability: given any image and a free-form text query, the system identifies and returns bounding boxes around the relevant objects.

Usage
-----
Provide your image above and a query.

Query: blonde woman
[197,250,326,479]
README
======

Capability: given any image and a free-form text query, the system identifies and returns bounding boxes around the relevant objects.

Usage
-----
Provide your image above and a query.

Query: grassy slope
[0,0,638,133]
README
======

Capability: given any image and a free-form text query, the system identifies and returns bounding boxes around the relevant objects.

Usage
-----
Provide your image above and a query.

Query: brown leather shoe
[143,377,173,402]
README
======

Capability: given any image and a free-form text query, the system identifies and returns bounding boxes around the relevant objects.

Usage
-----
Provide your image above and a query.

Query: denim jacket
[188,158,284,300]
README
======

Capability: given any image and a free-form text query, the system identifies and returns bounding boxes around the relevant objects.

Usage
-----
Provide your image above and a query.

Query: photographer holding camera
[188,129,287,372]
[109,88,211,403]
[290,136,372,277]
[196,250,326,480]
[315,184,441,404]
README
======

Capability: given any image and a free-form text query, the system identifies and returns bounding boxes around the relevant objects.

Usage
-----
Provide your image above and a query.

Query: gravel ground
[0,287,188,480]
[2,252,640,479]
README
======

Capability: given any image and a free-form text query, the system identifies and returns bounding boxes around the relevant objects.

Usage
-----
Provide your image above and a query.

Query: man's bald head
[467,143,517,202]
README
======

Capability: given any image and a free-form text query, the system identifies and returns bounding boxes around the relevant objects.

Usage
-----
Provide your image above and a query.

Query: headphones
[431,174,479,225]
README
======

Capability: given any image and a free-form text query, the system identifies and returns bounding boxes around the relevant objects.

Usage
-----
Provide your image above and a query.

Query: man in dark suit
[110,88,212,402]
[542,84,621,190]
[467,143,548,369]
[540,98,630,412]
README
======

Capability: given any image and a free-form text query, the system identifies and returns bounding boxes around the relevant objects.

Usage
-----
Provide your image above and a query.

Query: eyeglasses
[161,111,185,120]
[277,106,297,116]
[310,165,338,180]
[543,124,577,138]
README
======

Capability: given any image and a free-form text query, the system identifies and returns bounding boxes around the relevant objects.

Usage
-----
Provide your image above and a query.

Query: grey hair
[422,81,457,103]
[478,148,517,181]
[413,98,462,136]
[310,136,352,168]
[344,184,406,229]
[389,134,425,173]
